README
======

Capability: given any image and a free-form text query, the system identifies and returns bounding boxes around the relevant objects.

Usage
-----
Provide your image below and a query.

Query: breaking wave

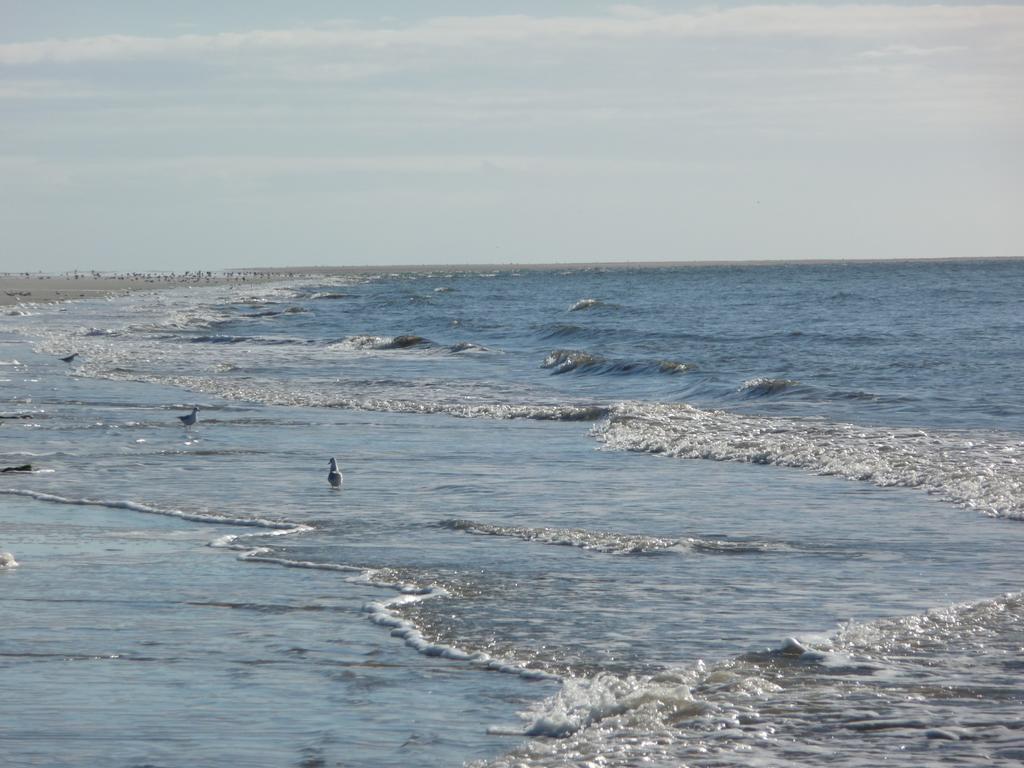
[334,334,432,350]
[480,592,1024,766]
[440,519,680,554]
[542,349,604,374]
[441,519,786,556]
[71,368,610,422]
[449,341,490,353]
[593,402,1024,519]
[569,298,616,312]
[543,349,695,377]
[364,591,558,680]
[740,377,802,397]
[308,292,350,300]
[2,485,553,682]
[211,536,558,681]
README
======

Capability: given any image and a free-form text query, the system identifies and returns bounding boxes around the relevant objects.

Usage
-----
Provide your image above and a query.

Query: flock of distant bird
[60,352,343,489]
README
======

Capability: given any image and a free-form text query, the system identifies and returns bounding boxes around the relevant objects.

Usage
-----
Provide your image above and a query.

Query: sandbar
[0,270,302,308]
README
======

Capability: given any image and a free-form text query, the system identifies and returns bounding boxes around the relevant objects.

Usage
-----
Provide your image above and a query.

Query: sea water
[1,259,1022,766]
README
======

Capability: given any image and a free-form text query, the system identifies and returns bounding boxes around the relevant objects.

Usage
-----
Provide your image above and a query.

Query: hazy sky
[2,1,1022,271]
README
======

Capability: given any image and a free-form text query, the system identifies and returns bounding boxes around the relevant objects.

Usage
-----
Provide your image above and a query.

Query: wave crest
[337,334,431,350]
[443,519,789,556]
[740,377,801,397]
[543,349,695,377]
[484,593,1024,763]
[0,488,307,530]
[308,292,349,300]
[593,402,1024,519]
[449,341,490,353]
[441,519,680,554]
[569,298,616,312]
[542,349,605,374]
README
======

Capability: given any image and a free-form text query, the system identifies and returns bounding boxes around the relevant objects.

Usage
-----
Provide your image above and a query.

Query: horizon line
[232,255,1024,274]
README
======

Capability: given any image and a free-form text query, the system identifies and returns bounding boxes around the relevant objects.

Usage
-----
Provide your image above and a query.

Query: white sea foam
[569,298,603,312]
[594,402,1024,519]
[479,592,1024,767]
[75,369,611,421]
[827,591,1024,658]
[542,349,694,377]
[448,341,490,353]
[331,334,430,351]
[542,349,604,374]
[0,488,303,530]
[105,505,535,674]
[443,518,679,554]
[206,536,561,681]
[443,519,803,556]
[739,377,801,397]
[35,306,1024,519]
[364,591,560,680]
[15,281,1024,521]
[0,551,19,568]
[307,291,351,300]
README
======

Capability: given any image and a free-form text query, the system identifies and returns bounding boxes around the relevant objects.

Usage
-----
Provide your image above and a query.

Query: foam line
[490,591,1024,750]
[441,519,789,555]
[1,488,303,530]
[204,537,559,679]
[5,485,553,679]
[364,592,561,680]
[594,402,1024,519]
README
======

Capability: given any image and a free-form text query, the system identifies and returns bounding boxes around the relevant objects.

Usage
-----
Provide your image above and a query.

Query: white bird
[178,406,199,428]
[327,457,343,489]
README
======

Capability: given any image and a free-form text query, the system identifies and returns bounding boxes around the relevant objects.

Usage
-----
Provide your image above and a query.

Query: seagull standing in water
[178,406,199,428]
[327,457,343,489]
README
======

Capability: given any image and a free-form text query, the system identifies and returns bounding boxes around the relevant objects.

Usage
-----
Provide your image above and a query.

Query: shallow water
[2,260,1023,766]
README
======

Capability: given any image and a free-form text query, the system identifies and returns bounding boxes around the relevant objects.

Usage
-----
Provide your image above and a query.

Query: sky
[1,2,1022,271]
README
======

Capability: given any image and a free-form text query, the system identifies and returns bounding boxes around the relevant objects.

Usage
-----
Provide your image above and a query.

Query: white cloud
[3,153,664,184]
[2,5,1020,269]
[0,78,107,100]
[1,5,1022,65]
[857,43,968,58]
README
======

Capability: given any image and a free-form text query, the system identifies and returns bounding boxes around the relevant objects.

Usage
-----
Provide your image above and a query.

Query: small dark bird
[178,406,199,428]
[327,457,343,489]
[60,353,78,363]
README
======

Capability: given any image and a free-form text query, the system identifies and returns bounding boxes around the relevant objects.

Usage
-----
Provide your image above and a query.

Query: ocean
[1,259,1022,767]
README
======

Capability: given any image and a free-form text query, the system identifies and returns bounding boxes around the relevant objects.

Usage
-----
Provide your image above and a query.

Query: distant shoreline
[0,270,297,308]
[238,255,1023,275]
[2,256,1020,307]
